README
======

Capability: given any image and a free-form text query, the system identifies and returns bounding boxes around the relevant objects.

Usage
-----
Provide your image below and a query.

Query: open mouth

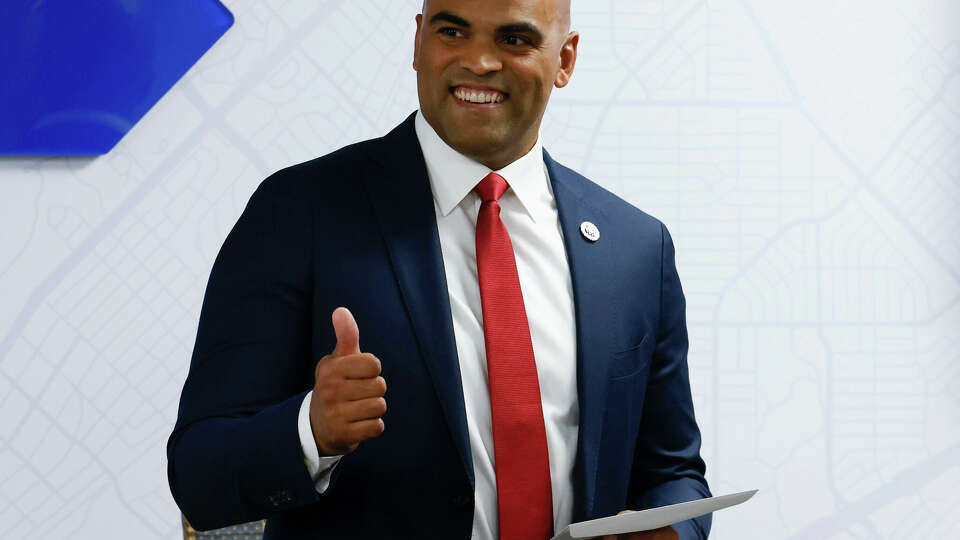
[450,85,507,105]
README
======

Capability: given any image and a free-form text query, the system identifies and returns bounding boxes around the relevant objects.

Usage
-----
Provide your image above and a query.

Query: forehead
[424,0,562,28]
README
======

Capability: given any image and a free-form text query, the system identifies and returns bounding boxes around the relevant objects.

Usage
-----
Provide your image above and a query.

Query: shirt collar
[414,109,545,222]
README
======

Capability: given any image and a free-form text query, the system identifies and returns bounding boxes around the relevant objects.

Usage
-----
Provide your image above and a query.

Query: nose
[457,38,502,76]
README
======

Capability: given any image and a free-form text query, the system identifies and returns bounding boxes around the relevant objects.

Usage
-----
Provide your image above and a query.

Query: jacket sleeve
[166,172,341,530]
[626,221,712,539]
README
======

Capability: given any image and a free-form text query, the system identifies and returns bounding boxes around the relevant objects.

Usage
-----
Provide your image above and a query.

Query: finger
[344,417,385,441]
[342,397,387,421]
[341,376,387,400]
[331,306,360,357]
[335,353,382,379]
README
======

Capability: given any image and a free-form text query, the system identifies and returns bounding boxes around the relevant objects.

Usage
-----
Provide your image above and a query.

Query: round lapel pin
[580,221,600,242]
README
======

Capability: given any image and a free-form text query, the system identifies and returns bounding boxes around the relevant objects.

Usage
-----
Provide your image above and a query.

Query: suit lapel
[361,113,475,488]
[545,150,618,521]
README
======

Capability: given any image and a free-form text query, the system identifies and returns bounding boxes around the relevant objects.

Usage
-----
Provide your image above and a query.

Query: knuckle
[315,375,334,394]
[316,356,341,381]
[376,397,387,415]
[314,359,329,379]
[318,388,337,409]
[376,376,387,395]
[365,353,382,374]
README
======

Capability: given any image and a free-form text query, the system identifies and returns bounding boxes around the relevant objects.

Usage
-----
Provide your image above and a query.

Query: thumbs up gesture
[309,307,387,456]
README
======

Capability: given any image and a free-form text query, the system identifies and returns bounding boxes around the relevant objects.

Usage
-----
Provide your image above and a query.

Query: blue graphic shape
[0,1,234,156]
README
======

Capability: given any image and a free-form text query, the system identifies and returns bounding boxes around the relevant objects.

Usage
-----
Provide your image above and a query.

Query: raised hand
[309,307,387,456]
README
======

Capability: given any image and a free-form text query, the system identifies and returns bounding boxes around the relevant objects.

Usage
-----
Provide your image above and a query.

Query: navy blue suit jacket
[167,112,711,539]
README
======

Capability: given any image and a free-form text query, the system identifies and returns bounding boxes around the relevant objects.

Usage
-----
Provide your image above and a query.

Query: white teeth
[454,87,504,104]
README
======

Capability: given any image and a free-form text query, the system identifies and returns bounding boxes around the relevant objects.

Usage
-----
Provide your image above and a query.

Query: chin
[449,133,503,159]
[449,123,505,147]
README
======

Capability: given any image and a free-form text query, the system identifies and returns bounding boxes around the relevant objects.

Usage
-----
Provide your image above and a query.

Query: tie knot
[474,172,509,203]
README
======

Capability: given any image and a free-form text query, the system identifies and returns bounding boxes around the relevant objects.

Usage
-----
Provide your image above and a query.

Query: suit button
[451,493,473,510]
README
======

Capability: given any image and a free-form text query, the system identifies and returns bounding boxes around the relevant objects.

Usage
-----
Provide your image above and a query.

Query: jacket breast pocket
[608,332,653,380]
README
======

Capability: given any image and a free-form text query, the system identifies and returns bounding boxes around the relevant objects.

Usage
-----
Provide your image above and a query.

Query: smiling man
[414,0,571,171]
[168,1,711,539]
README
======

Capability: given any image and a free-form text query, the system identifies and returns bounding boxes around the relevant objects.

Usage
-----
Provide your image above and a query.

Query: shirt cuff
[298,390,343,493]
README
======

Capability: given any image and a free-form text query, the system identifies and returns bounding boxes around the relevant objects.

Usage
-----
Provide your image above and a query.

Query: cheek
[421,48,456,84]
[510,62,550,102]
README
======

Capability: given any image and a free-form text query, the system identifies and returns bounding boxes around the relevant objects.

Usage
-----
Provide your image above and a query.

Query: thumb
[331,306,360,357]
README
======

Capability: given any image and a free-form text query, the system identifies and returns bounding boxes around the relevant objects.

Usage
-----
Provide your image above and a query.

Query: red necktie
[474,172,554,540]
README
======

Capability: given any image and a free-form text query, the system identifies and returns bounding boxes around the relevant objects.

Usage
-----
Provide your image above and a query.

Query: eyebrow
[429,11,470,27]
[428,12,544,41]
[497,22,543,41]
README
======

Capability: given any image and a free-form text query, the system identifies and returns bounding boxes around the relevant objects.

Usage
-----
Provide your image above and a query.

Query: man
[167,0,711,538]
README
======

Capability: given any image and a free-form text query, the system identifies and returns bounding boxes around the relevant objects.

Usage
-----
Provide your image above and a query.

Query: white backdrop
[1,1,958,538]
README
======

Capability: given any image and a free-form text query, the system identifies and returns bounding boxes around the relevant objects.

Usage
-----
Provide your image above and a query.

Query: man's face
[413,0,578,170]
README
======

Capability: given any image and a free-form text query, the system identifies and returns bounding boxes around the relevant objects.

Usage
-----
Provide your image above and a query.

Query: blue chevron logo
[0,1,234,155]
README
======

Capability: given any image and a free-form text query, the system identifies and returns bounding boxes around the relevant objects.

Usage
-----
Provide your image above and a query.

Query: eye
[438,27,464,38]
[503,34,532,46]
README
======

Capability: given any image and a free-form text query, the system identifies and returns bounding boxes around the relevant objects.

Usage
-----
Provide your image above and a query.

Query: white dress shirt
[297,110,579,538]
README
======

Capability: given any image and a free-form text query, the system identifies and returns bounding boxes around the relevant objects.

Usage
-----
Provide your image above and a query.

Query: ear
[413,13,424,71]
[554,31,579,88]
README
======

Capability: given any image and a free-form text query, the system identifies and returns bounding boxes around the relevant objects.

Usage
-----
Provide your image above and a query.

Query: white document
[550,489,758,540]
